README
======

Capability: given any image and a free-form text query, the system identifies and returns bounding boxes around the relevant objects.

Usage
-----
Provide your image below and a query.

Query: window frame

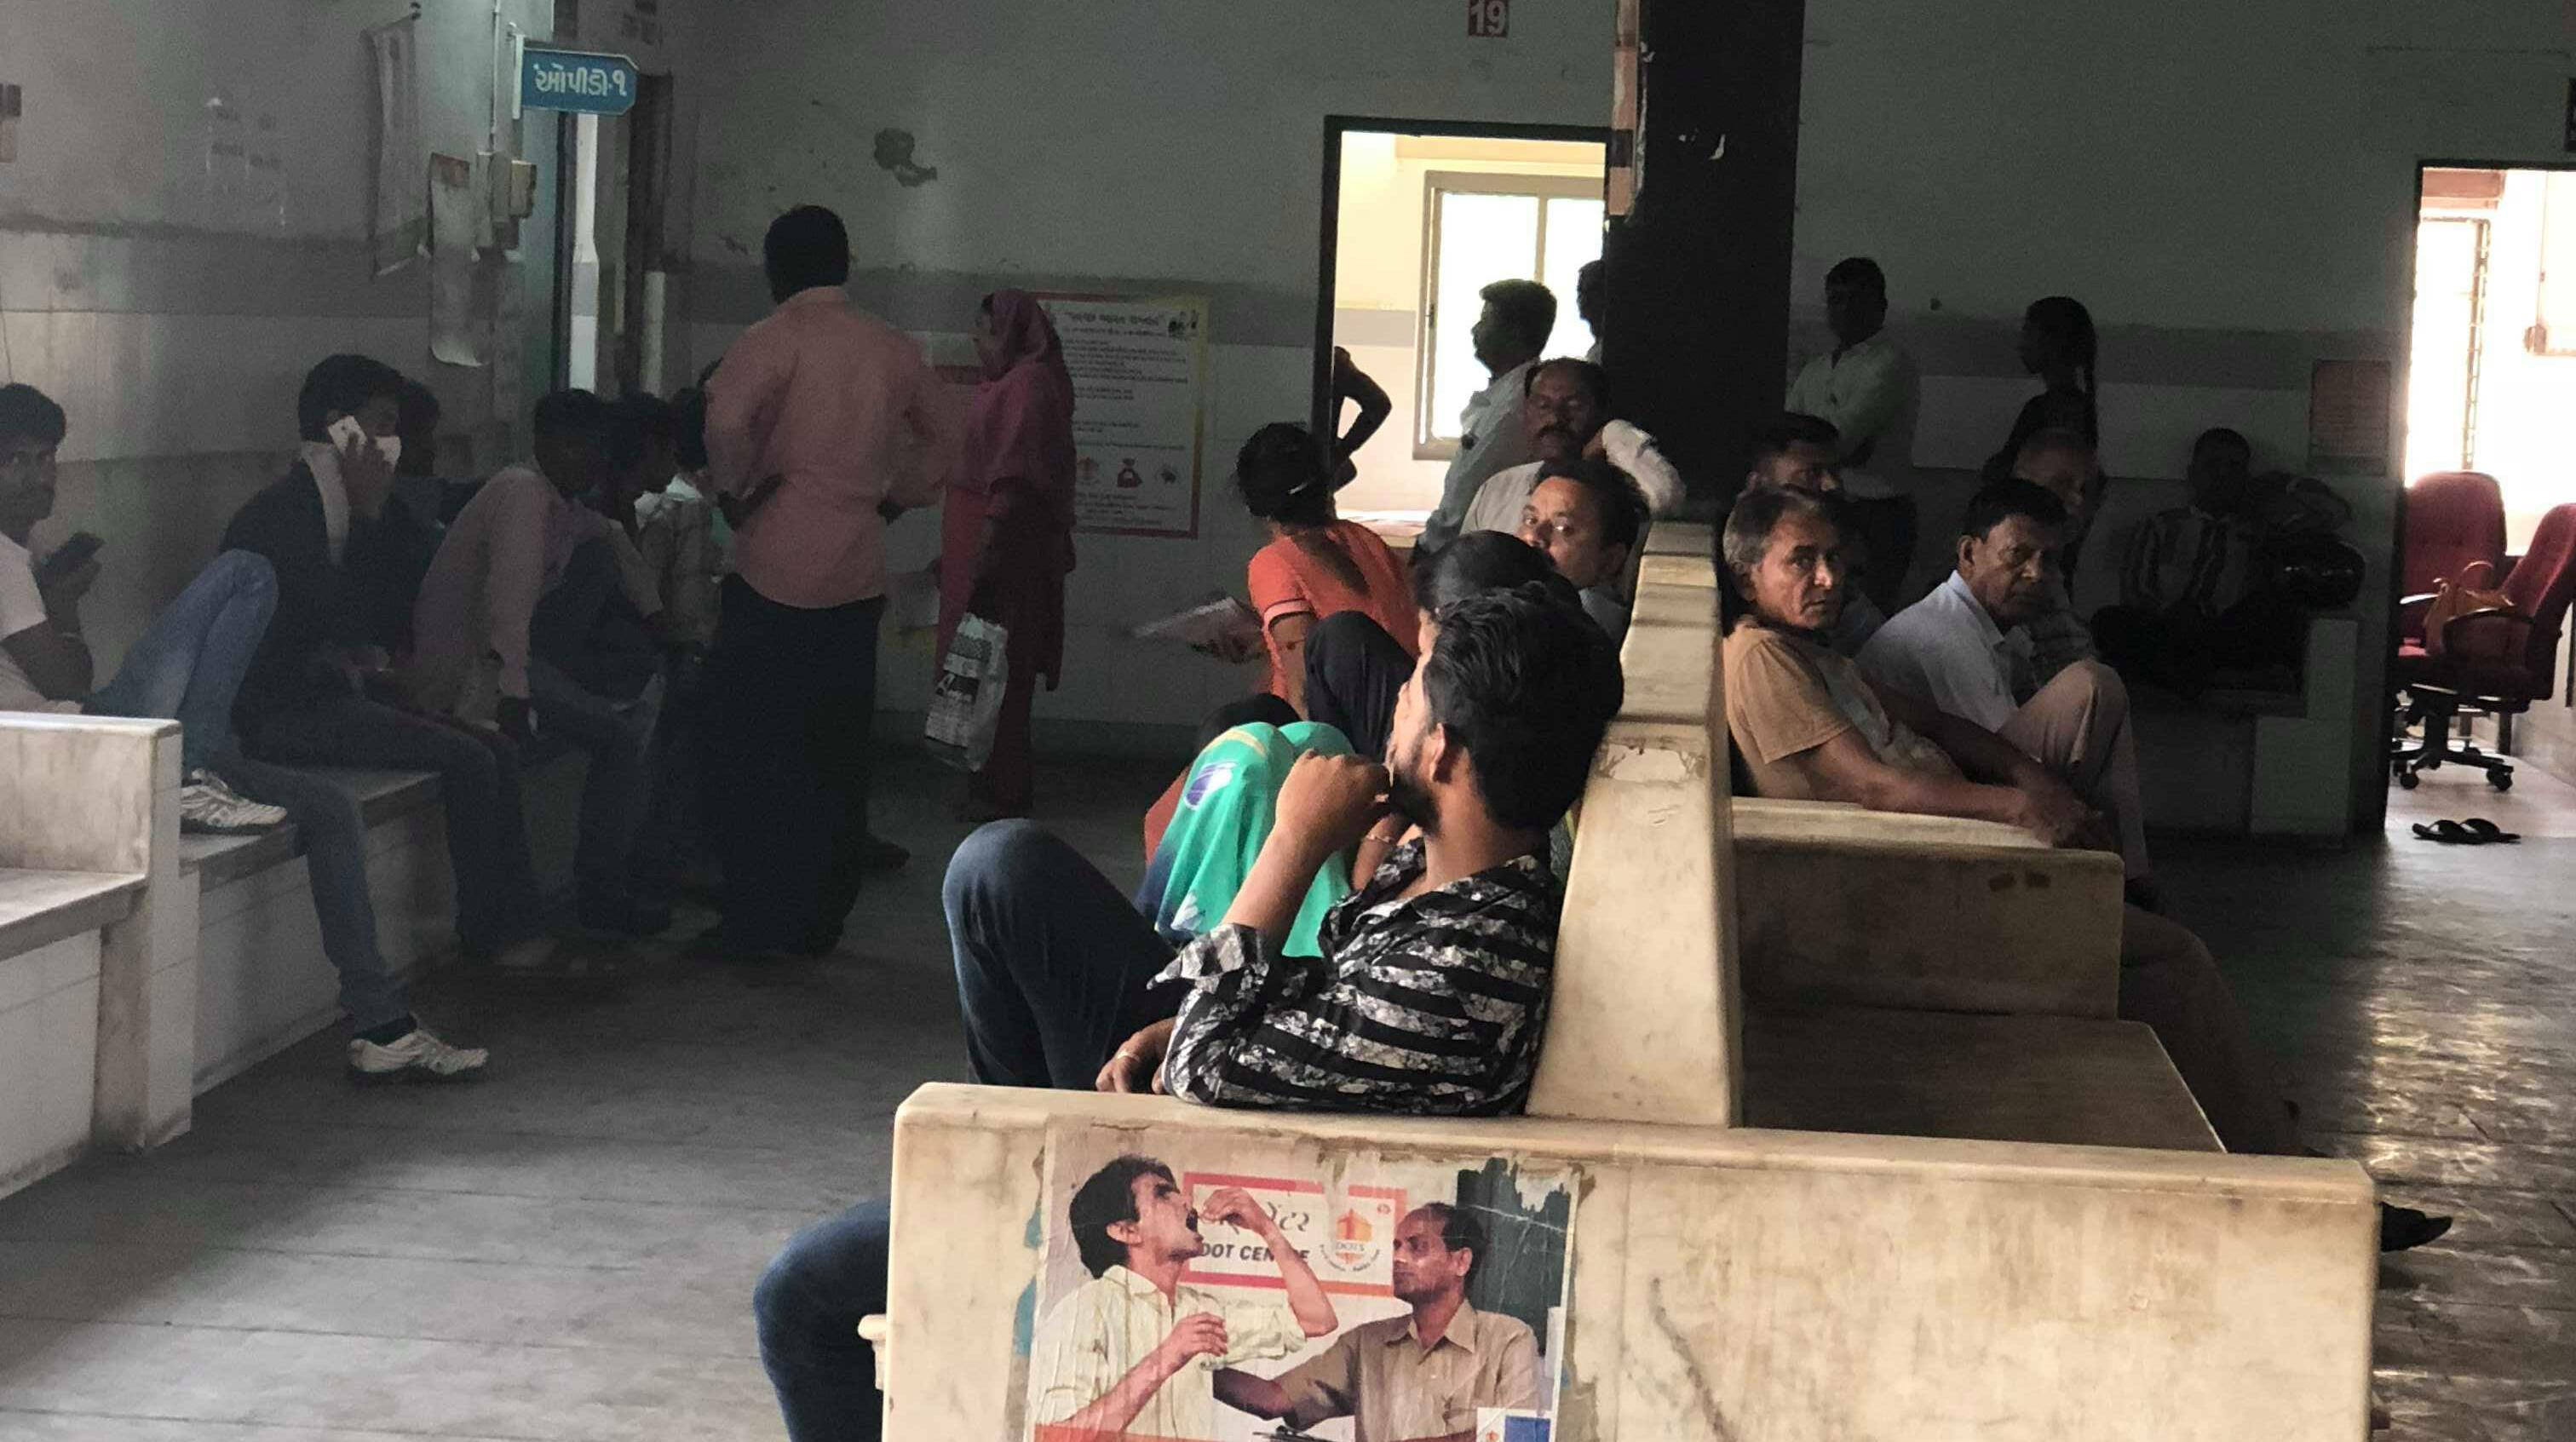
[1412,170,1607,462]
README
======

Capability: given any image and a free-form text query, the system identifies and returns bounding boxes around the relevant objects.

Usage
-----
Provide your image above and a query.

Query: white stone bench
[881,1086,2366,1440]
[865,546,2376,1436]
[0,715,187,1198]
[0,707,596,1196]
[177,755,587,1092]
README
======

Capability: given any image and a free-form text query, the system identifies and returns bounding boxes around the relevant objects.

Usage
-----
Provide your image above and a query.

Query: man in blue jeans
[0,381,483,1082]
[0,383,284,831]
[221,354,549,972]
[752,584,1623,1440]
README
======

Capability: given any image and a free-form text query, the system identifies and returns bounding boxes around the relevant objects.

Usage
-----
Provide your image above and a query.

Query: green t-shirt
[1138,721,1355,958]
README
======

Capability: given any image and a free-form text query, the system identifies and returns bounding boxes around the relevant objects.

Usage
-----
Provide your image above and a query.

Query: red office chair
[2393,502,2576,790]
[2397,472,2505,645]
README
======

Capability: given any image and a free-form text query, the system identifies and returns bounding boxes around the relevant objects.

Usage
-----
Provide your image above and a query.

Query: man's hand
[37,557,100,615]
[1147,1313,1229,1379]
[1583,428,1610,461]
[496,695,538,744]
[340,433,394,520]
[1199,1186,1283,1241]
[1272,753,1391,864]
[1095,1018,1176,1094]
[718,475,783,531]
[2010,776,2097,847]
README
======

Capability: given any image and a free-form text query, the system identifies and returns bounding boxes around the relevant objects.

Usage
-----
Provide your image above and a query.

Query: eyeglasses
[0,446,56,474]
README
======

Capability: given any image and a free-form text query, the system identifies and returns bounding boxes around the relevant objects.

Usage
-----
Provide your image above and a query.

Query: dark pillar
[1601,0,1807,518]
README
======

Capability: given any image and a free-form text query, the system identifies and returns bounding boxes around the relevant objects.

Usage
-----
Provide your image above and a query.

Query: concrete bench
[0,715,188,1198]
[0,705,598,1197]
[863,549,2377,1435]
[178,756,586,1092]
[880,1085,2366,1441]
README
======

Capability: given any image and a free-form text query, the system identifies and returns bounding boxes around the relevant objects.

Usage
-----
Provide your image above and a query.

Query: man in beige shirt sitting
[1217,1204,1542,1442]
[1717,485,2452,1253]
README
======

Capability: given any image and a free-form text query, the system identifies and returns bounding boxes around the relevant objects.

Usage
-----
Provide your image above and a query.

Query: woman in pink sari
[940,290,1077,819]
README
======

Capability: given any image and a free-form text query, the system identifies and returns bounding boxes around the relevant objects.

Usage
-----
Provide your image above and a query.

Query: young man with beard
[750,584,1622,1442]
[1216,1202,1542,1442]
[1027,1158,1337,1440]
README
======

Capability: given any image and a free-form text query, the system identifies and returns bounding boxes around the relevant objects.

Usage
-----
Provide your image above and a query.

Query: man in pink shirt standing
[702,205,941,957]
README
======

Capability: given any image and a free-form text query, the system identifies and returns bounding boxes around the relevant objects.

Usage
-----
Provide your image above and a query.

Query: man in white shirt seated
[1456,359,1684,539]
[1421,279,1555,551]
[1858,478,2150,889]
[1514,458,1645,644]
[1785,256,1921,613]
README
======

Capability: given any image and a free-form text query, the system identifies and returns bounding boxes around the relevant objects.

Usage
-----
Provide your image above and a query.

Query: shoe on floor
[860,834,911,873]
[347,1027,488,1083]
[578,893,674,939]
[180,767,290,834]
[2379,1203,2452,1253]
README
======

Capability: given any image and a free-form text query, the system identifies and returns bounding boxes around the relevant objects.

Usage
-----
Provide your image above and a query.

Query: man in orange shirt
[702,206,941,957]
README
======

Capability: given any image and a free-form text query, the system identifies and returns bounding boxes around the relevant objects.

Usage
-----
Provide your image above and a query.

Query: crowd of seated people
[0,198,2442,1442]
[2,348,734,1082]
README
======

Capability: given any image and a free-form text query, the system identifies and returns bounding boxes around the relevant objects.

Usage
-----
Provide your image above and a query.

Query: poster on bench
[1024,1126,1575,1442]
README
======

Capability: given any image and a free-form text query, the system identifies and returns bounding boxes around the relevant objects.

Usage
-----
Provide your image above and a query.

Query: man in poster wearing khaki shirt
[1217,1204,1543,1442]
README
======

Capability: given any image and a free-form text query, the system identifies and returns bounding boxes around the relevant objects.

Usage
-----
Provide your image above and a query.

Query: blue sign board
[520,47,639,116]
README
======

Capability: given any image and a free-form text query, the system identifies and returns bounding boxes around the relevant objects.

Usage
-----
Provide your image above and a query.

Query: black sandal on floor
[2461,817,2521,844]
[2412,819,2481,843]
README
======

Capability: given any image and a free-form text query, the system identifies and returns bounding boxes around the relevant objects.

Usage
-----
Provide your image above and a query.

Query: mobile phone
[327,414,368,451]
[36,531,103,585]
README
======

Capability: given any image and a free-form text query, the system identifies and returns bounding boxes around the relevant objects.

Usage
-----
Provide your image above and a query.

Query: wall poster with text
[1021,1125,1574,1442]
[1037,294,1209,539]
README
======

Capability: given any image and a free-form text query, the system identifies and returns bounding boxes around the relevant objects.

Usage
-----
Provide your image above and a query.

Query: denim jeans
[756,1199,893,1442]
[944,819,1179,1089]
[529,659,661,905]
[710,579,882,951]
[214,754,410,1033]
[246,696,542,956]
[83,550,276,773]
[754,824,1178,1439]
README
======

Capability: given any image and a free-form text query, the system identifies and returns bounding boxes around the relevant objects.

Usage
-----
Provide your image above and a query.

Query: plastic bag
[925,614,1009,772]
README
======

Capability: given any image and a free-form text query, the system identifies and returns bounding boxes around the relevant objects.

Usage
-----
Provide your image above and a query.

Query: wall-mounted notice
[1038,294,1209,538]
[2308,359,2393,475]
[365,15,425,274]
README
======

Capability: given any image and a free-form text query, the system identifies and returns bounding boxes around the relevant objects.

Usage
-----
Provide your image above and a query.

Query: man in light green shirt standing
[1027,1156,1338,1439]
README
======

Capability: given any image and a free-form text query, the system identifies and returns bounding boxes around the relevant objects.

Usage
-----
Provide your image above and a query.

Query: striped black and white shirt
[1156,840,1559,1116]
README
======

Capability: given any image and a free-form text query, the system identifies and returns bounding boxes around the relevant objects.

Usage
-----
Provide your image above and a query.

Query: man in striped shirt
[751,583,1622,1441]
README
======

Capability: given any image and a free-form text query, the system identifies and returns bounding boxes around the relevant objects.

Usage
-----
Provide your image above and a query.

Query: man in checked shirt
[752,583,1622,1441]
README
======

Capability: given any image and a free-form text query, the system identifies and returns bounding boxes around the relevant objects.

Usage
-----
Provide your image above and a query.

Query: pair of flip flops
[2412,818,2521,844]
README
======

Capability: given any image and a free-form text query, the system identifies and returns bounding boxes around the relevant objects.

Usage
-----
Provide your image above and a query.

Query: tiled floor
[0,750,2568,1439]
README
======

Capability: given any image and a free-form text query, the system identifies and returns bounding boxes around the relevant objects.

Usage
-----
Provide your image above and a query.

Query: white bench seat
[1744,1003,2219,1152]
[0,868,146,960]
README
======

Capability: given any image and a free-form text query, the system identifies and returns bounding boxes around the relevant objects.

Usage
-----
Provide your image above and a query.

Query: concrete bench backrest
[885,1084,2377,1442]
[1528,554,1740,1127]
[0,715,175,875]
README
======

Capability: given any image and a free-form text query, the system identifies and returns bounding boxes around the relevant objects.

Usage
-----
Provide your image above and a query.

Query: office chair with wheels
[2396,472,2505,646]
[2393,503,2576,790]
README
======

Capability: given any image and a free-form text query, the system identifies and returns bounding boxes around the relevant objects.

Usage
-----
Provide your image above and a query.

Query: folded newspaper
[1130,594,1261,648]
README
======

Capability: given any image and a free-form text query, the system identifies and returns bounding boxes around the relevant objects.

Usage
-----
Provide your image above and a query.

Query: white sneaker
[347,1027,490,1083]
[180,768,290,834]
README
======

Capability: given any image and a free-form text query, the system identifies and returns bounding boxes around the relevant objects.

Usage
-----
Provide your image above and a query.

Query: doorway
[1311,118,1609,523]
[2407,164,2576,549]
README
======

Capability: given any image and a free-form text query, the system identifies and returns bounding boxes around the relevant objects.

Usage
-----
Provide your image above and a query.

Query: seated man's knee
[942,818,1058,915]
[2059,658,2126,705]
[208,549,279,603]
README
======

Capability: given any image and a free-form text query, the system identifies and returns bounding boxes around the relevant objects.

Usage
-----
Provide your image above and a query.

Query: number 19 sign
[1468,0,1509,37]
[520,46,640,116]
